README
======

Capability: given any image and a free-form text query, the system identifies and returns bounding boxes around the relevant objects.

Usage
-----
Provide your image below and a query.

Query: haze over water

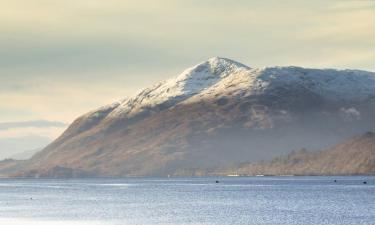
[0,176,374,225]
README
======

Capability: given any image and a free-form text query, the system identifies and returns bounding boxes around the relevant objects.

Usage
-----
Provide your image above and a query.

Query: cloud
[0,77,161,122]
[0,120,66,130]
[0,120,67,143]
[0,135,51,159]
[0,127,65,139]
[329,0,375,12]
[0,120,67,159]
[1,0,374,74]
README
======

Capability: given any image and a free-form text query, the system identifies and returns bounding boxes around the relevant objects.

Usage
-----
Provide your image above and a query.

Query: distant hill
[218,132,375,176]
[0,159,26,178]
[5,57,375,178]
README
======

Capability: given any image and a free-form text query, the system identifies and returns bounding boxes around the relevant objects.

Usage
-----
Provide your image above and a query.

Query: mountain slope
[18,57,375,177]
[220,132,375,175]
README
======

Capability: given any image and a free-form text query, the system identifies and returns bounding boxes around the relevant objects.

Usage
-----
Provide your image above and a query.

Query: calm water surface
[0,176,374,225]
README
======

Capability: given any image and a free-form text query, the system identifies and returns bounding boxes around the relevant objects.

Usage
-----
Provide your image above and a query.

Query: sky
[0,0,375,158]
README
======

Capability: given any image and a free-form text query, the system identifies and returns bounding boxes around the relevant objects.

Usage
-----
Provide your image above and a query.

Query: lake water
[0,176,374,225]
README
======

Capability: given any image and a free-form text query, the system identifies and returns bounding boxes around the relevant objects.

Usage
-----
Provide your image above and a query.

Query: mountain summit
[107,57,250,118]
[16,58,375,177]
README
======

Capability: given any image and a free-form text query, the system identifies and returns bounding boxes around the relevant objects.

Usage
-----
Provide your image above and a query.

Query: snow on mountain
[107,57,250,118]
[96,57,375,121]
[194,65,375,103]
[256,67,375,102]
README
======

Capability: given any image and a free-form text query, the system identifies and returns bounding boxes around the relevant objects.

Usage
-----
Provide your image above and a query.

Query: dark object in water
[215,180,219,183]
[334,180,337,183]
[363,181,367,184]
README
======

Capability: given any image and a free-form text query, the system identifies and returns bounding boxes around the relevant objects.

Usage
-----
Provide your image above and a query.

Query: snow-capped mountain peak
[170,57,250,95]
[108,57,250,117]
[103,57,375,119]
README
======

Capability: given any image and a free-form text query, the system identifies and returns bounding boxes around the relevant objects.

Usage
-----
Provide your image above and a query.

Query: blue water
[0,176,374,225]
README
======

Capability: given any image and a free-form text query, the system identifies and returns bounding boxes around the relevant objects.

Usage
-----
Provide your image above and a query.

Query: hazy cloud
[0,120,67,159]
[0,120,66,130]
[0,135,51,160]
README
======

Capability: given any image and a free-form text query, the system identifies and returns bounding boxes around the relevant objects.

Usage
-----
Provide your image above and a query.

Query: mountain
[219,132,375,175]
[0,159,26,178]
[13,57,375,177]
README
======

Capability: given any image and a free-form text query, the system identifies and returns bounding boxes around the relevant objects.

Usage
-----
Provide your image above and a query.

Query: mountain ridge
[7,57,375,177]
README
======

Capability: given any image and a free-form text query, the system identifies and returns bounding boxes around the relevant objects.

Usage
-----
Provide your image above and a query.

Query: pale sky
[0,0,375,158]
